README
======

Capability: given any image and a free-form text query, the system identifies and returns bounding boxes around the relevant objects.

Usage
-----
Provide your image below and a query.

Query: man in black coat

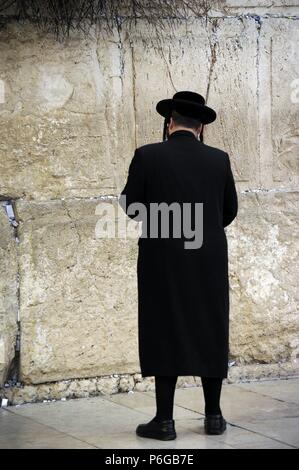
[120,91,238,440]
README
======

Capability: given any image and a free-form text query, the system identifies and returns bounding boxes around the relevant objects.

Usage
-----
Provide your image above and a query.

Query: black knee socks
[154,375,223,422]
[201,376,223,416]
[154,376,178,422]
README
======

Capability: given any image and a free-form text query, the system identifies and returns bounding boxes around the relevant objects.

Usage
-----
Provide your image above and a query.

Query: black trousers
[154,376,223,421]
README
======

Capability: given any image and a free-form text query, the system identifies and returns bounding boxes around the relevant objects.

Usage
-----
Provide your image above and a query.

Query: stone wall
[0,206,18,384]
[0,1,298,396]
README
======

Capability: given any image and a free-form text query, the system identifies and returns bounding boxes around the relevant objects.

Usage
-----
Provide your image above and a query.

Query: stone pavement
[0,378,298,449]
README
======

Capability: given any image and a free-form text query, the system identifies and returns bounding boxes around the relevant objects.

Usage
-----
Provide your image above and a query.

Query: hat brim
[156,98,216,124]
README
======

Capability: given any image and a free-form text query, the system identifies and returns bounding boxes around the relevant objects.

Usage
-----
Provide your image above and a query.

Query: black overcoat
[120,129,238,378]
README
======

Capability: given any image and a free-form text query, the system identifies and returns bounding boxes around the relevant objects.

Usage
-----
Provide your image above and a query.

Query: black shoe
[204,414,227,435]
[136,417,177,441]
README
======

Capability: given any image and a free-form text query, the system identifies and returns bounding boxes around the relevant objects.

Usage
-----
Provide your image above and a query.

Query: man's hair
[171,109,202,129]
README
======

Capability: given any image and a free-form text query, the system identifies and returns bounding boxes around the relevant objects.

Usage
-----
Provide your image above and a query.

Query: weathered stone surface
[130,19,211,146]
[228,191,299,364]
[0,6,298,396]
[260,19,299,188]
[0,17,296,198]
[16,185,299,384]
[13,178,299,386]
[119,375,135,392]
[1,362,298,405]
[217,0,299,16]
[133,374,155,393]
[0,205,18,385]
[0,24,135,200]
[204,18,259,189]
[227,360,299,384]
[131,17,259,189]
[0,18,263,201]
[17,199,140,384]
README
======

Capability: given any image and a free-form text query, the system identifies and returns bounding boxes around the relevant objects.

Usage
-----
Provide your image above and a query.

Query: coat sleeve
[223,153,238,228]
[119,148,146,221]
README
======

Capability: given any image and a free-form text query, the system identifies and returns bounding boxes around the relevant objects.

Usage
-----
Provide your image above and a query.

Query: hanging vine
[0,0,226,39]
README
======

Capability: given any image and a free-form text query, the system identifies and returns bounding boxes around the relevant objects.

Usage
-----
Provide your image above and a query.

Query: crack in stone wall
[0,201,20,386]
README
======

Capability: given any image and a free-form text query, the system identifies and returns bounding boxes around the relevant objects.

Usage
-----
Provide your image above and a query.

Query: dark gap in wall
[1,199,21,387]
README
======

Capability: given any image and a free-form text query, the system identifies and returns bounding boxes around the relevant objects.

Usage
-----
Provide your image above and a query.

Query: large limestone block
[228,191,299,364]
[204,17,259,189]
[0,24,135,200]
[12,190,299,383]
[129,18,211,145]
[0,205,18,385]
[131,18,259,189]
[17,199,140,384]
[259,19,299,189]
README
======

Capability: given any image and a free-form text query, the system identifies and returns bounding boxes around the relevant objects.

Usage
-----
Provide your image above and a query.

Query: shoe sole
[204,426,227,435]
[136,430,177,441]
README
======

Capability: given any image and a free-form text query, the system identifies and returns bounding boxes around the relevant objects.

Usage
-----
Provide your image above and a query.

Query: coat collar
[168,129,197,140]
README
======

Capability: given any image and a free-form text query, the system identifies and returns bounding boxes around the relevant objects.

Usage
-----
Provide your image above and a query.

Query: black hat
[156,91,217,125]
